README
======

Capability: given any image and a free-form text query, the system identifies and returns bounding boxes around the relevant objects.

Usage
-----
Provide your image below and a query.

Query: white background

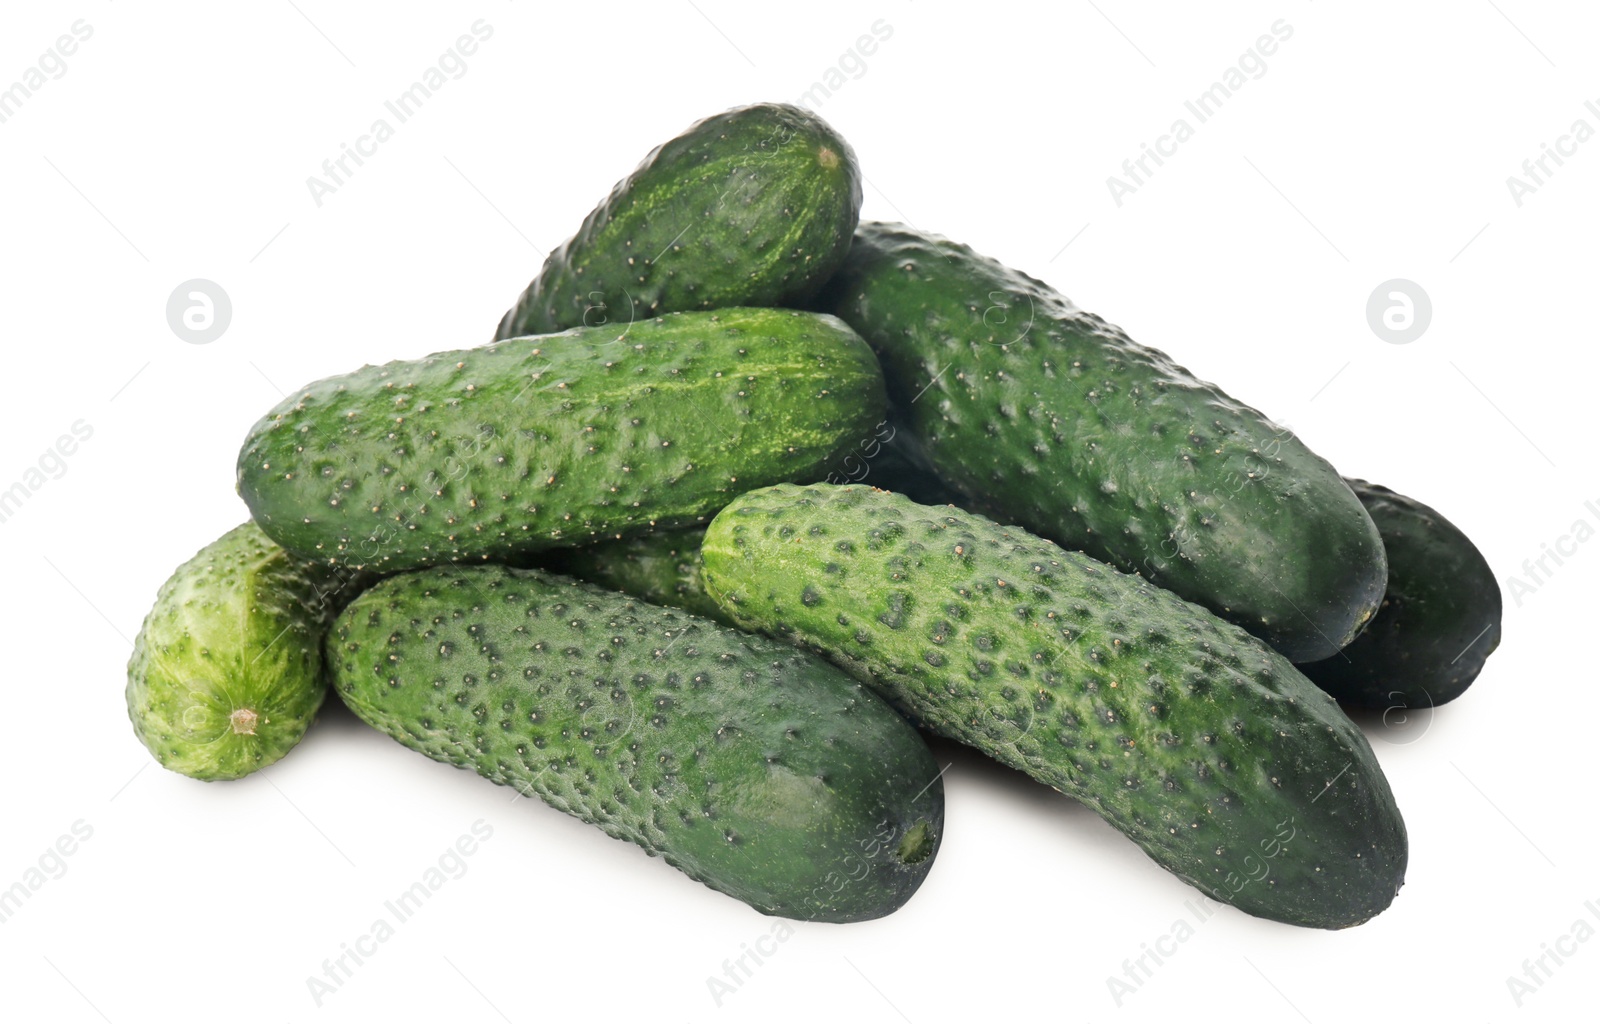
[1,1,1594,1021]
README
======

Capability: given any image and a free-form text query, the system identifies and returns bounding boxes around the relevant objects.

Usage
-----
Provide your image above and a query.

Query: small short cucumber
[328,565,943,922]
[540,529,730,625]
[1299,480,1501,708]
[702,484,1408,929]
[126,523,371,780]
[495,102,861,338]
[237,308,885,572]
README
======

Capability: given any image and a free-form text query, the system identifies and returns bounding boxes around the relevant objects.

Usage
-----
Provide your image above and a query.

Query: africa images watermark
[1106,19,1295,207]
[0,19,94,126]
[1505,897,1600,1008]
[166,279,233,345]
[822,420,897,486]
[1106,814,1297,1007]
[1502,497,1600,607]
[794,19,894,110]
[1505,100,1600,207]
[705,817,904,1008]
[0,420,94,526]
[306,20,495,207]
[0,819,94,925]
[306,820,495,1007]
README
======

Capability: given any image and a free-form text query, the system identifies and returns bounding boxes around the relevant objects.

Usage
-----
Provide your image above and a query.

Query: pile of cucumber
[127,102,1500,929]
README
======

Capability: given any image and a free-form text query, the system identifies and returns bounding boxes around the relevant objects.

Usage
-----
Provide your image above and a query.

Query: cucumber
[126,522,372,781]
[819,222,1386,662]
[540,529,730,625]
[1299,480,1501,708]
[495,102,861,339]
[327,564,943,922]
[237,308,885,572]
[700,484,1408,929]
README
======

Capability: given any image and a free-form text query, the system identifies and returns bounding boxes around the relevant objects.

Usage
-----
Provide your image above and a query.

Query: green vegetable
[237,307,885,572]
[126,523,371,780]
[328,564,944,922]
[1300,480,1500,708]
[701,484,1408,929]
[540,529,729,625]
[495,102,861,339]
[819,222,1386,662]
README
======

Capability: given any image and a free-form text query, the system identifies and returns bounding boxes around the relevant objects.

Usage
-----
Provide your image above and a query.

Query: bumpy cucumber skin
[819,222,1386,662]
[126,523,372,781]
[541,529,731,625]
[702,484,1407,929]
[1300,480,1501,708]
[237,308,886,572]
[495,103,862,339]
[328,565,943,923]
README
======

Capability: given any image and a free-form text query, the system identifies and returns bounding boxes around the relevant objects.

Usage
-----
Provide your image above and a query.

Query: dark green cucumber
[1299,480,1501,708]
[495,102,861,339]
[126,523,372,780]
[701,484,1407,929]
[541,529,730,625]
[237,308,885,572]
[819,222,1386,662]
[328,565,943,922]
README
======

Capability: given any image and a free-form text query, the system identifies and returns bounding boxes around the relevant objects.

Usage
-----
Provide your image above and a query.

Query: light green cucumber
[126,522,372,780]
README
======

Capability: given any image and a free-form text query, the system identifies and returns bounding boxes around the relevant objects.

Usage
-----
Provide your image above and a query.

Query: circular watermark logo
[1369,688,1434,745]
[166,279,232,345]
[1366,278,1431,345]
